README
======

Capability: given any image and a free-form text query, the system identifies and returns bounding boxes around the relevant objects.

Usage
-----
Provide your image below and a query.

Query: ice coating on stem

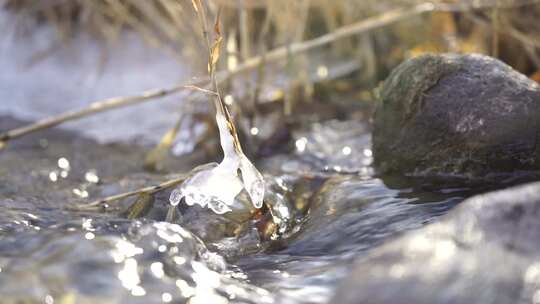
[169,103,265,214]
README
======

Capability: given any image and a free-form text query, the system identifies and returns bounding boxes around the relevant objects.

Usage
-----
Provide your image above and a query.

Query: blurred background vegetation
[5,0,540,73]
[2,0,540,163]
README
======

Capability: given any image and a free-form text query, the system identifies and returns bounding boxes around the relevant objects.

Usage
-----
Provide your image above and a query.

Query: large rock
[373,53,540,178]
[330,181,540,304]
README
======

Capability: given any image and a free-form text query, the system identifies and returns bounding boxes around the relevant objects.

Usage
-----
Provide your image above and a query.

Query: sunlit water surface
[0,115,477,304]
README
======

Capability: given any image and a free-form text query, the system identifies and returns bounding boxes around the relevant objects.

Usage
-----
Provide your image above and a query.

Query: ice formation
[169,101,265,215]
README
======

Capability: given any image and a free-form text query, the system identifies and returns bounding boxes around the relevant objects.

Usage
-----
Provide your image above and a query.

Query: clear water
[0,115,475,304]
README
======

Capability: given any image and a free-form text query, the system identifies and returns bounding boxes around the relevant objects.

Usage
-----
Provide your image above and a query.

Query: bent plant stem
[164,2,266,214]
[73,175,186,211]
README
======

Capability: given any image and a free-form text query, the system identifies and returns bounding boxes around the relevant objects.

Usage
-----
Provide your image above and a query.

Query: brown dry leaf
[144,118,182,171]
[531,71,540,84]
[214,8,222,37]
[210,36,223,71]
[209,9,223,72]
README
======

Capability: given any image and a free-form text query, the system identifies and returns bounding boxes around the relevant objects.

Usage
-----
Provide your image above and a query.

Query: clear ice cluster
[170,111,265,214]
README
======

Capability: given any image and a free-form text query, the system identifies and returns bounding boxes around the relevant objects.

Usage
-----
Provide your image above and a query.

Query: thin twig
[2,1,532,148]
[184,84,219,96]
[73,175,186,210]
[0,83,203,146]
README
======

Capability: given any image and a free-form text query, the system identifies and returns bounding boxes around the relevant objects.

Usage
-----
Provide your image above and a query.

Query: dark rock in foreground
[373,53,540,178]
[330,181,540,304]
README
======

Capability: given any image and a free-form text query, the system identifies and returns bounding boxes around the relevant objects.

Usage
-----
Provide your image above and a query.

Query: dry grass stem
[73,175,187,211]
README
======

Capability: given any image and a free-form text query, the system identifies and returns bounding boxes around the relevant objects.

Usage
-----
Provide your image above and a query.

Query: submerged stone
[331,181,540,304]
[373,53,540,179]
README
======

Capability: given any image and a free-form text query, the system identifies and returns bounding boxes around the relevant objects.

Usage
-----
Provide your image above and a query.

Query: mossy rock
[373,53,540,179]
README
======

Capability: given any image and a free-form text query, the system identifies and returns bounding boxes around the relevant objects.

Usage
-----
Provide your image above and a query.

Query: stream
[0,17,501,304]
[0,114,476,304]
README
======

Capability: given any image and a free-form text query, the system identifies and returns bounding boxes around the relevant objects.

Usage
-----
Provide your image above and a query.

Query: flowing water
[0,16,483,303]
[0,114,477,304]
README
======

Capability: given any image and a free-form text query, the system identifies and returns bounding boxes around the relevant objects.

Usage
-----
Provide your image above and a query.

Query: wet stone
[331,181,540,304]
[373,53,540,179]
